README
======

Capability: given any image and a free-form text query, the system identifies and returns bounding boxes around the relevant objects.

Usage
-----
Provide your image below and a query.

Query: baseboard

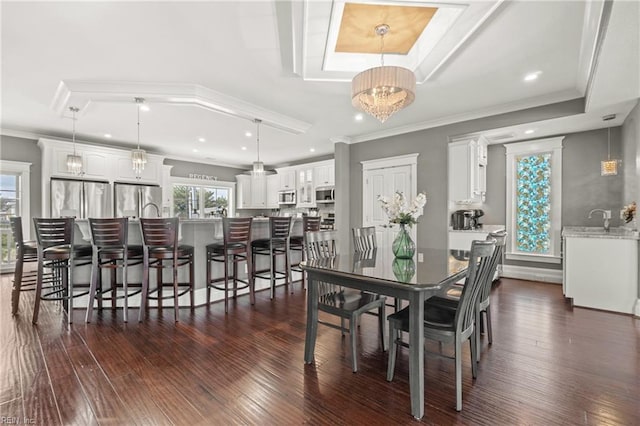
[501,265,563,284]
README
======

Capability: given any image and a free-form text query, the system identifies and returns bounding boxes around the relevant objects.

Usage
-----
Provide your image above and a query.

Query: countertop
[449,224,506,233]
[562,226,639,240]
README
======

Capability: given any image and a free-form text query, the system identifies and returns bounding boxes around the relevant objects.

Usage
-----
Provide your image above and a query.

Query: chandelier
[601,114,619,176]
[132,97,148,178]
[351,24,416,123]
[66,106,83,175]
[252,118,264,175]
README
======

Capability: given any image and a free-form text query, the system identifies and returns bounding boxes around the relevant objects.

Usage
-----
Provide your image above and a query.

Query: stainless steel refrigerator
[114,183,163,218]
[50,178,112,218]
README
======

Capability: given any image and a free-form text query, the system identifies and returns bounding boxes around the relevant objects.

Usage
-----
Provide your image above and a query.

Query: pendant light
[66,107,83,175]
[252,118,264,175]
[131,97,148,178]
[600,114,619,176]
[351,24,416,123]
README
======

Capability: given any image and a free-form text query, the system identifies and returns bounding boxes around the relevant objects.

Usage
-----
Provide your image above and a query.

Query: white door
[363,164,414,248]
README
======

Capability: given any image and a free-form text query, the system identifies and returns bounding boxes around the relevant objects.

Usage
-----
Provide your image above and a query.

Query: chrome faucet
[588,209,611,232]
[142,202,161,218]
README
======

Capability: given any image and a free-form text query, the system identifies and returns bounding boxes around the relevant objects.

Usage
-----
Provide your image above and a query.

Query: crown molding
[50,80,313,135]
[346,89,582,144]
[583,0,614,111]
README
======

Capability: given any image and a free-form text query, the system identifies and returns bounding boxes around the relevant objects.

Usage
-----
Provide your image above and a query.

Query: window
[505,137,563,263]
[170,177,234,219]
[0,160,31,272]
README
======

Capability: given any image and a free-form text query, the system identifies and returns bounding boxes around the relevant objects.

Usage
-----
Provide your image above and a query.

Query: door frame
[361,153,419,243]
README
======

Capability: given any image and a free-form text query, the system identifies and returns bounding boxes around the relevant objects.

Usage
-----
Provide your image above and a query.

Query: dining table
[301,247,468,420]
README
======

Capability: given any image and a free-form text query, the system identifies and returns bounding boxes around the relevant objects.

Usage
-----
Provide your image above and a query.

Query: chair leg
[247,253,255,306]
[11,251,24,315]
[189,254,195,309]
[32,255,44,325]
[485,307,493,345]
[206,251,212,305]
[350,315,358,373]
[269,249,275,300]
[85,255,99,323]
[157,260,163,310]
[123,258,129,323]
[470,331,478,379]
[224,255,230,314]
[386,322,397,381]
[67,258,74,325]
[138,256,149,322]
[455,338,463,412]
[173,260,179,323]
[475,309,482,360]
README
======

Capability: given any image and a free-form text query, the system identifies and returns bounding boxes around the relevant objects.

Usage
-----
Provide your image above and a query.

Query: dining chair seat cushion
[388,303,457,333]
[206,241,248,253]
[251,238,287,249]
[43,244,92,260]
[147,245,194,259]
[96,245,144,260]
[320,289,381,311]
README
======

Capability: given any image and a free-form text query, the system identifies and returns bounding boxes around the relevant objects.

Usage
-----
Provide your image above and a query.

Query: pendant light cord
[255,119,261,163]
[137,102,141,150]
[71,107,77,155]
[607,126,611,161]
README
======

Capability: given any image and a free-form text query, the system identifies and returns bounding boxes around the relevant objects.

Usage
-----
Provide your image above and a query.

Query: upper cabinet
[266,174,279,209]
[313,160,335,187]
[279,170,296,191]
[235,174,269,209]
[296,167,315,207]
[448,138,487,204]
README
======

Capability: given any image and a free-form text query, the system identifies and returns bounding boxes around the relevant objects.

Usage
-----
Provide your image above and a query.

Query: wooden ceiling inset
[335,3,438,55]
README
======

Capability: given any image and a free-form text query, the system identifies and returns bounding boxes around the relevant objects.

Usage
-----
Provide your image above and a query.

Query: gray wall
[0,135,42,218]
[346,98,586,251]
[621,101,640,205]
[164,158,246,182]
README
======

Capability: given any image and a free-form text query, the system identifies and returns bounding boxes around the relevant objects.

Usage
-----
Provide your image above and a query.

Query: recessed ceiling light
[139,104,150,112]
[192,149,199,153]
[241,146,247,151]
[198,137,206,143]
[524,71,541,82]
[310,148,316,152]
[104,133,112,138]
[524,129,534,134]
[245,131,252,138]
[355,113,364,122]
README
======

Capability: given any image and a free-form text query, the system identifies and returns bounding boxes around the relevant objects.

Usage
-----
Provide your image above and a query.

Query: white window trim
[169,176,235,218]
[505,137,563,264]
[1,160,31,239]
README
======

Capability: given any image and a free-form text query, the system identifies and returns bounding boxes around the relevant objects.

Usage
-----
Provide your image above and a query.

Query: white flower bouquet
[377,192,427,227]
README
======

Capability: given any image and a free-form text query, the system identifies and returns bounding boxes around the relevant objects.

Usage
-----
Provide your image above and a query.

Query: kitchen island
[73,217,304,308]
[563,226,640,316]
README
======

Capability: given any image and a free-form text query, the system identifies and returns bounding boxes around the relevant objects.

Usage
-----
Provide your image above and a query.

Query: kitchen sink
[562,226,639,238]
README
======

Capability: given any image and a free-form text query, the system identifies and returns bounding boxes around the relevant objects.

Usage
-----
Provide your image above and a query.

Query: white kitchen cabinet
[266,174,279,209]
[449,138,487,204]
[51,146,111,179]
[296,167,315,207]
[279,169,296,191]
[113,154,161,184]
[563,227,639,315]
[313,160,335,187]
[236,174,267,209]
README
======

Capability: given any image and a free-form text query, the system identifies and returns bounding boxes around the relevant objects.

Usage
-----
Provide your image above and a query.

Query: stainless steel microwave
[315,186,335,203]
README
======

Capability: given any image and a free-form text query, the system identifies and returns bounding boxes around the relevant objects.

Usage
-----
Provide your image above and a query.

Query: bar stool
[9,217,39,315]
[32,218,92,324]
[251,216,292,299]
[290,216,321,290]
[205,217,253,313]
[85,218,143,323]
[138,218,194,322]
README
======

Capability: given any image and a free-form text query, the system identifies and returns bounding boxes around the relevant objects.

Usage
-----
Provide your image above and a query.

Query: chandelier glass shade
[352,66,416,123]
[252,118,264,176]
[66,106,83,175]
[132,97,147,178]
[351,24,416,123]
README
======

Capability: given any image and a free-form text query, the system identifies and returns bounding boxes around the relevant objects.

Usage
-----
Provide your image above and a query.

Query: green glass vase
[392,224,415,259]
[392,257,416,283]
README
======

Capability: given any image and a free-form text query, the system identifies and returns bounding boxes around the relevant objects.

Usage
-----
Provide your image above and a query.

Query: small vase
[392,257,416,283]
[392,224,415,259]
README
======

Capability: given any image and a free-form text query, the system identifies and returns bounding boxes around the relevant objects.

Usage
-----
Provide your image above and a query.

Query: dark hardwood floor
[1,274,638,425]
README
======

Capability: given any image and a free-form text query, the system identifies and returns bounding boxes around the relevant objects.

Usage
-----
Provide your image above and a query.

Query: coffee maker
[451,209,484,230]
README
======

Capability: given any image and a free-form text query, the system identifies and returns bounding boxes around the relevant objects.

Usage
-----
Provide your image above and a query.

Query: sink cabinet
[563,228,639,315]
